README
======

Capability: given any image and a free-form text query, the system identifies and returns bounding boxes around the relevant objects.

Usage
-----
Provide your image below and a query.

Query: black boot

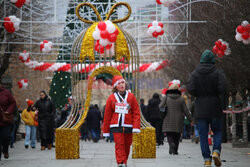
[169,143,175,155]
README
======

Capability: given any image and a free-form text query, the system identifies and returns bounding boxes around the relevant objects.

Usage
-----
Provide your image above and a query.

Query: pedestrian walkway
[1,139,250,167]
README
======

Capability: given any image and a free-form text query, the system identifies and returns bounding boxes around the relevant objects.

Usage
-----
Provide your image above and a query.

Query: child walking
[102,75,141,167]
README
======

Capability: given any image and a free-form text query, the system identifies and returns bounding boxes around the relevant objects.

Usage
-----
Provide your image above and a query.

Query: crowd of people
[0,50,227,167]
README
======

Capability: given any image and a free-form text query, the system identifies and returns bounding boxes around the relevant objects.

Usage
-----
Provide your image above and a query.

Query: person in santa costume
[102,75,141,167]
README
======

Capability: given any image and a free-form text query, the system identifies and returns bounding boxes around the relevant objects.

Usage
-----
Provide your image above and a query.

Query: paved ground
[1,139,250,167]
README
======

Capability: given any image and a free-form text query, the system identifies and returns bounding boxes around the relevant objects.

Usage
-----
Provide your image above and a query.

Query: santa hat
[169,79,181,88]
[26,99,34,106]
[162,88,168,95]
[112,75,125,87]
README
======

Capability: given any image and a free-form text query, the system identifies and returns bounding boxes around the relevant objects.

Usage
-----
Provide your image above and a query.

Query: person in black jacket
[147,93,163,146]
[140,99,148,121]
[86,104,102,143]
[187,50,226,167]
[34,91,55,150]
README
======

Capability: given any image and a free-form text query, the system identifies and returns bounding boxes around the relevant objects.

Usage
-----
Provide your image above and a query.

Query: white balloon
[235,33,243,41]
[225,49,231,55]
[99,39,109,47]
[241,20,249,27]
[242,38,250,45]
[105,20,112,25]
[106,23,116,34]
[152,21,158,27]
[148,26,155,33]
[147,30,152,36]
[48,41,53,47]
[11,0,18,3]
[156,26,161,32]
[161,0,168,3]
[14,23,19,30]
[92,30,100,40]
[25,0,31,4]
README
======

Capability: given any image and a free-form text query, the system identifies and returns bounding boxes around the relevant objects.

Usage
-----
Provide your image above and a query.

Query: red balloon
[95,42,100,51]
[9,27,15,33]
[241,31,249,40]
[100,30,109,39]
[217,50,224,57]
[236,25,245,33]
[148,23,152,28]
[215,41,222,49]
[221,44,227,51]
[4,17,10,22]
[114,29,119,36]
[152,31,158,38]
[100,45,105,54]
[246,24,250,33]
[18,81,22,88]
[108,34,117,42]
[156,0,162,4]
[4,22,15,33]
[212,46,218,54]
[106,44,112,50]
[40,43,44,51]
[158,22,164,28]
[98,21,107,31]
[15,0,26,8]
[158,30,164,35]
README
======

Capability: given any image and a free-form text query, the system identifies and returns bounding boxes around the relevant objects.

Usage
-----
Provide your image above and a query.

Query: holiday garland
[20,58,170,74]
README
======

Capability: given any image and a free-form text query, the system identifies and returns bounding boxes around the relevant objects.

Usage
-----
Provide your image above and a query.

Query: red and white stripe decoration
[40,40,53,53]
[18,79,28,89]
[4,15,21,33]
[212,39,231,58]
[147,21,164,38]
[156,0,176,7]
[19,50,30,63]
[20,57,170,74]
[11,0,30,8]
[235,20,250,45]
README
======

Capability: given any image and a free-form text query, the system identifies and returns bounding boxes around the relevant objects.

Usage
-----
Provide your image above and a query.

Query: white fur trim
[132,128,141,133]
[114,79,125,87]
[103,133,110,137]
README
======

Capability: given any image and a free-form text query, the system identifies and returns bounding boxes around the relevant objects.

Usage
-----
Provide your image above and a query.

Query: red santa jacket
[102,91,141,137]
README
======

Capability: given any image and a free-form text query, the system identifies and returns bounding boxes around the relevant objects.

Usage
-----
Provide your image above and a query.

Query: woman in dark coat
[159,84,192,155]
[147,93,163,146]
[34,91,55,150]
[0,84,16,160]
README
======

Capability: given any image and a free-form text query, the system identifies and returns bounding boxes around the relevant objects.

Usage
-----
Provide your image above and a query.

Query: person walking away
[159,83,192,155]
[10,106,20,148]
[34,91,55,150]
[140,99,148,122]
[102,75,140,167]
[86,104,102,142]
[21,99,38,149]
[0,82,16,160]
[190,99,199,144]
[147,93,164,146]
[187,50,226,167]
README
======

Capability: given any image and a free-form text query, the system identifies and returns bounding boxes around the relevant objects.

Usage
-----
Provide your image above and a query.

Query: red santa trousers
[113,132,133,164]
